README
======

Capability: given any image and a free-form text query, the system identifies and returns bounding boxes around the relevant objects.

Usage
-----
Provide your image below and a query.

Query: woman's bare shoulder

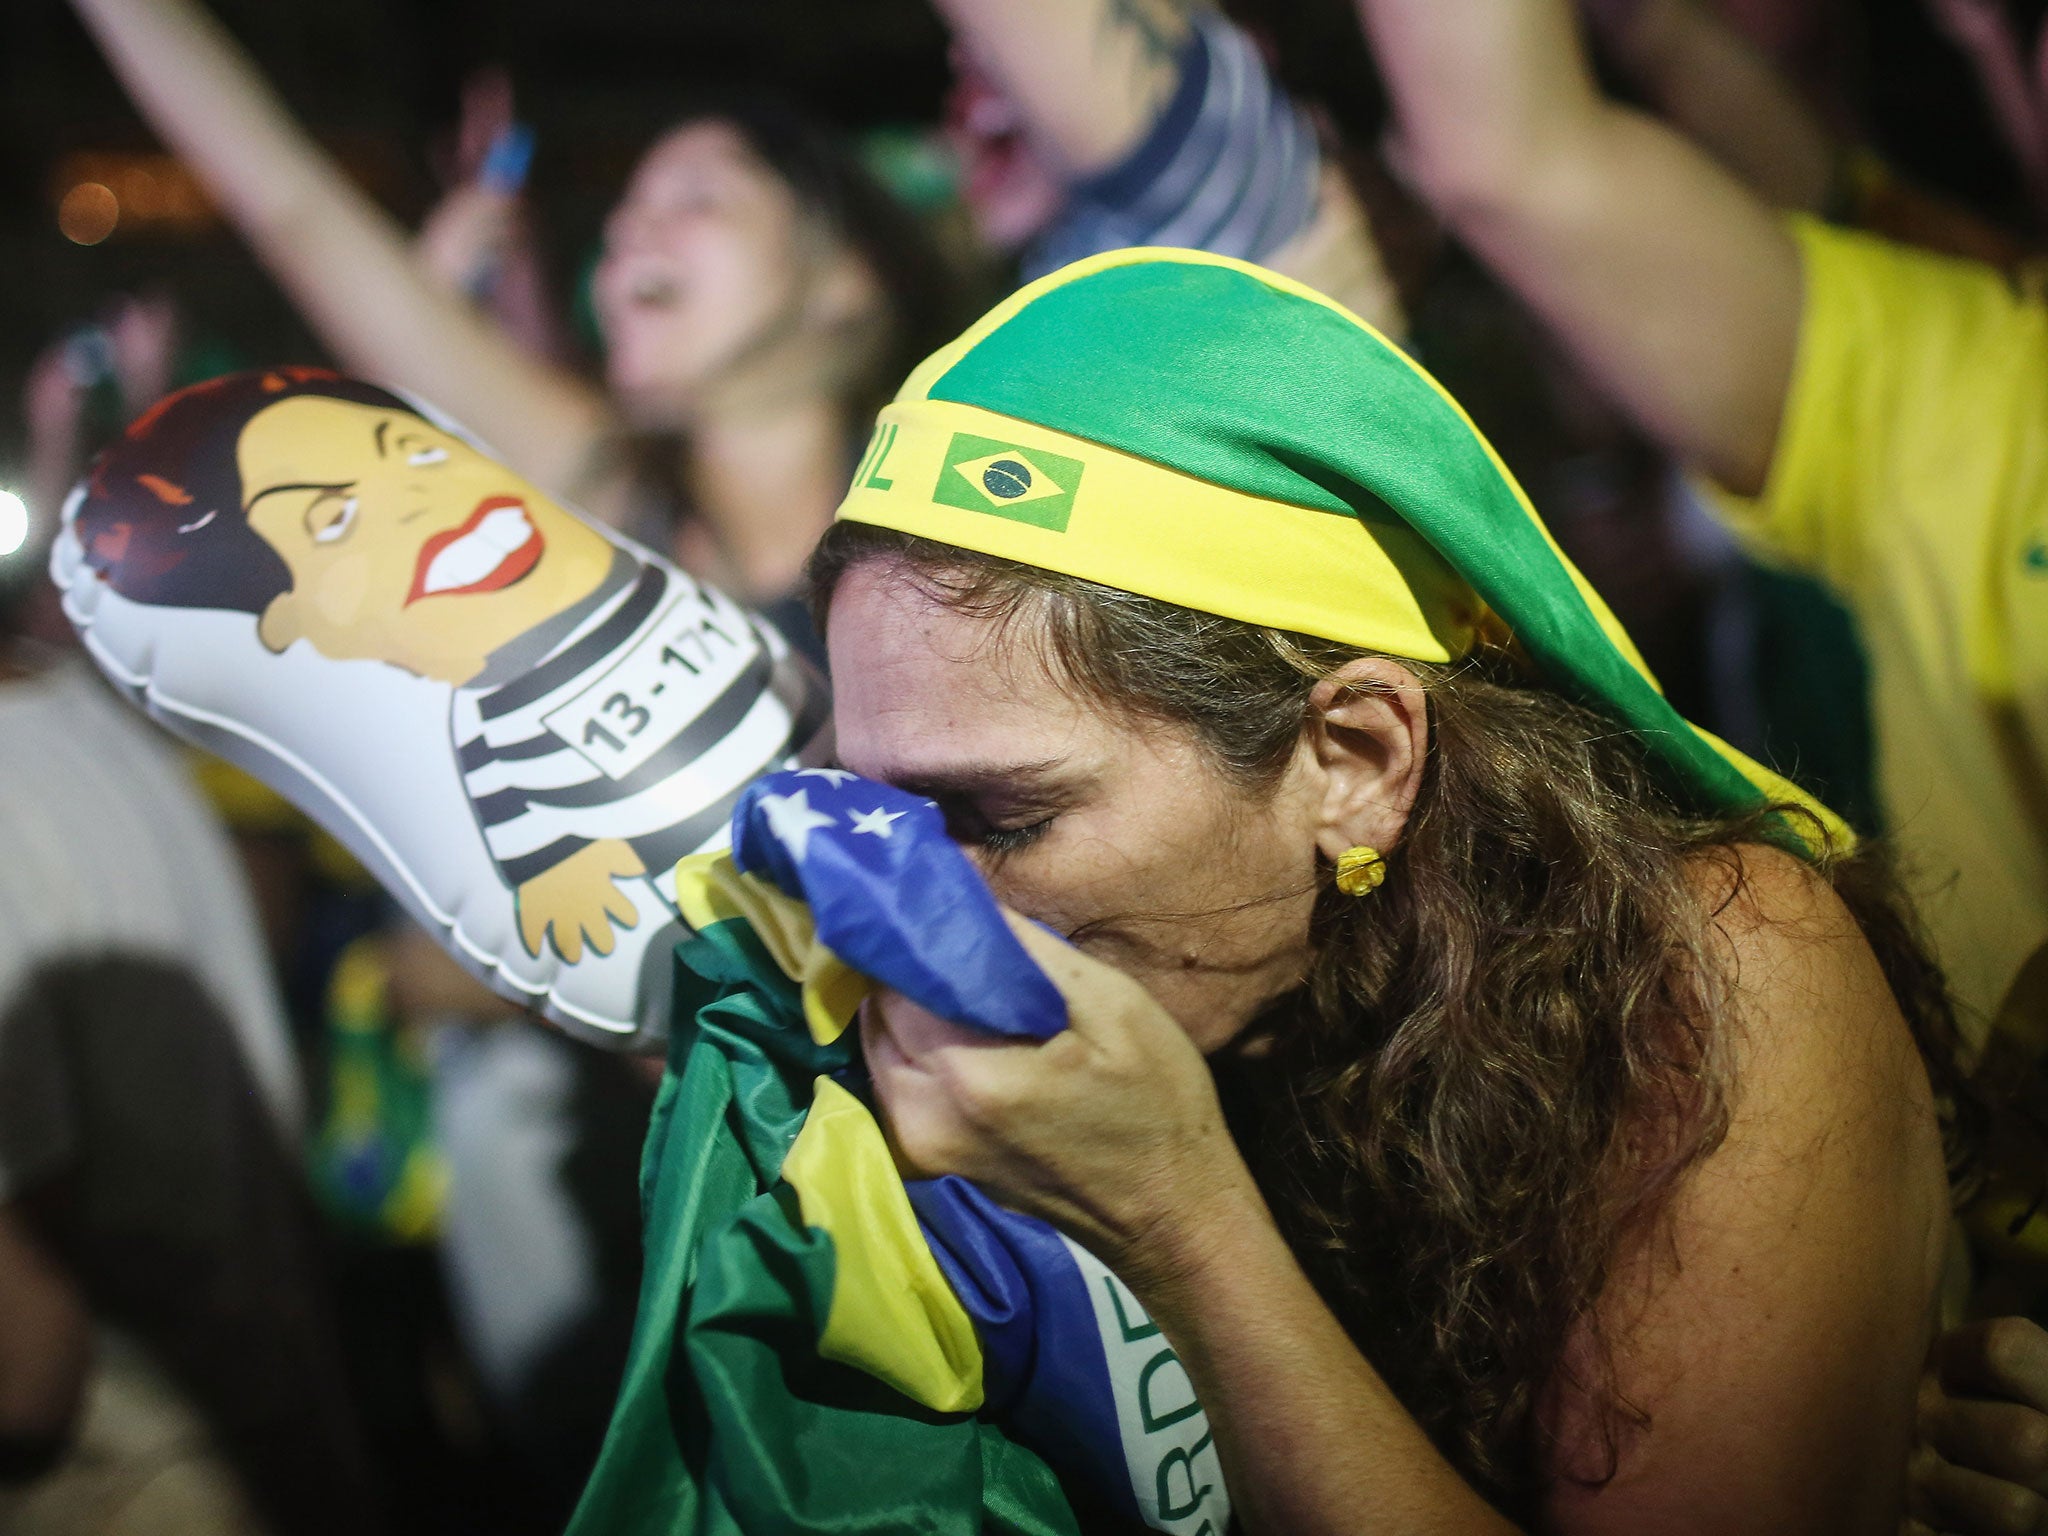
[1685,841,1899,1053]
[1546,842,1948,1532]
[1688,840,1861,963]
[1685,836,1940,1192]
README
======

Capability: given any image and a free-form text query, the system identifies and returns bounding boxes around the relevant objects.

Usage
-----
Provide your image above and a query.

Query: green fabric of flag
[564,913,1083,1536]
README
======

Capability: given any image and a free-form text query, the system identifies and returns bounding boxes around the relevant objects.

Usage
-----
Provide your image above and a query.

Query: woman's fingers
[860,991,1008,1179]
[1927,1396,2048,1493]
[1002,908,1186,1053]
[1001,909,1094,986]
[1912,1454,2048,1536]
[1941,1319,2048,1417]
[857,920,1241,1268]
[864,986,1008,1063]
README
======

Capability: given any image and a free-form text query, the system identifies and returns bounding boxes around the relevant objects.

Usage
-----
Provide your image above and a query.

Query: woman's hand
[860,911,1255,1280]
[1908,1318,2048,1535]
[865,916,1523,1536]
[415,183,521,297]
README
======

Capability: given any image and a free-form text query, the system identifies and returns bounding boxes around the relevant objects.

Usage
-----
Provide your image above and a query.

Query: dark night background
[0,0,2039,575]
[0,3,2043,1531]
[0,0,965,484]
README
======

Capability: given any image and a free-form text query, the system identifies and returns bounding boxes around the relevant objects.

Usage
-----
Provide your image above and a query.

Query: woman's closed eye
[939,799,1056,856]
[977,818,1054,855]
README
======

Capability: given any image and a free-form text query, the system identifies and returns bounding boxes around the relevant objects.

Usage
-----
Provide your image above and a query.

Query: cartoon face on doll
[72,370,823,983]
[75,370,599,652]
[236,395,616,683]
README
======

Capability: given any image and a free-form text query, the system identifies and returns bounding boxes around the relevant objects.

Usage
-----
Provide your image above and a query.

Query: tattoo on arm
[1093,0,1193,123]
[1099,0,1187,64]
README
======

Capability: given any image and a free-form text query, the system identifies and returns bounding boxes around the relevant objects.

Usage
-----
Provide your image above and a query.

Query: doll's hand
[861,911,1252,1281]
[516,838,644,964]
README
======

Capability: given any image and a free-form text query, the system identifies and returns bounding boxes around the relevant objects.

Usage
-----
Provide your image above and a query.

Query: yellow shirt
[1713,217,2048,1041]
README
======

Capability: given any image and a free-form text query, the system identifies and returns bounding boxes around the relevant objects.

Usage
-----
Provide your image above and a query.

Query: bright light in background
[0,491,30,559]
[58,181,119,245]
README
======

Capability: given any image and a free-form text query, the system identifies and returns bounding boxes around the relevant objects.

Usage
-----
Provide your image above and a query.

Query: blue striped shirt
[1023,10,1322,279]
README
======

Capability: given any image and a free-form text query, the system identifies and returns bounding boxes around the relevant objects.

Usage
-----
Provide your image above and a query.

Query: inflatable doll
[52,367,828,1046]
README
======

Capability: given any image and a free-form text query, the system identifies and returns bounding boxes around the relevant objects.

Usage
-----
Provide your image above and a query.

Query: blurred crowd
[7,0,2048,1530]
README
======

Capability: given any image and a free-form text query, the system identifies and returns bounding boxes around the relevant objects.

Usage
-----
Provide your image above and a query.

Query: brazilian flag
[930,432,1087,533]
[567,769,1229,1536]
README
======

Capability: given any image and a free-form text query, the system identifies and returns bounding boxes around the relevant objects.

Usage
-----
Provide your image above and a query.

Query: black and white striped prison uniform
[450,553,830,898]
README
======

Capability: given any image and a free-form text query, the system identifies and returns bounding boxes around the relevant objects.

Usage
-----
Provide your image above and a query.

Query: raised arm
[68,0,621,512]
[1357,0,1800,492]
[1577,0,1838,213]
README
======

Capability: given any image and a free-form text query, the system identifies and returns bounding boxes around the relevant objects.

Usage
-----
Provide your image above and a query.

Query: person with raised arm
[934,0,1406,336]
[1354,0,2045,1057]
[68,0,953,639]
[1355,2,2048,1526]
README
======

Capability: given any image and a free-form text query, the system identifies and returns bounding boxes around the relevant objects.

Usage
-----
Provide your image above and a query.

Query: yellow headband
[842,396,1497,664]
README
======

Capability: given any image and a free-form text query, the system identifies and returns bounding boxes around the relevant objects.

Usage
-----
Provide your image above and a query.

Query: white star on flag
[758,788,836,860]
[797,767,858,788]
[847,806,907,839]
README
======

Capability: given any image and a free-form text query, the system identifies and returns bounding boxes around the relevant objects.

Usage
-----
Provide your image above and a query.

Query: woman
[808,249,1966,1531]
[67,0,954,647]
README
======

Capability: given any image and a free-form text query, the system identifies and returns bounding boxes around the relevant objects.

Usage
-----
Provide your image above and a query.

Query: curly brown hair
[809,520,1971,1517]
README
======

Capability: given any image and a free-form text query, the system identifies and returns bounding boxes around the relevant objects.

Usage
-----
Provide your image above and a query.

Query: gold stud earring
[1334,845,1387,896]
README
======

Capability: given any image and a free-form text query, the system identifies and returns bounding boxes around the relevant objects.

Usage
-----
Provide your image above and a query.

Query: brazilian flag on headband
[566,768,1231,1536]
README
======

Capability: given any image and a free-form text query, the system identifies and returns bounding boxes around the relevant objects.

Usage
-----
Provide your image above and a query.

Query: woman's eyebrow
[883,758,1069,798]
[245,480,351,512]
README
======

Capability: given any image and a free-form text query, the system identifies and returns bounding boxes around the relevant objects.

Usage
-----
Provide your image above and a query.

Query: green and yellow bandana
[838,247,1846,849]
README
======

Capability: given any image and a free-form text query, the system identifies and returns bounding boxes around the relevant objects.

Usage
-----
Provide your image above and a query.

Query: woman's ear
[1307,657,1428,862]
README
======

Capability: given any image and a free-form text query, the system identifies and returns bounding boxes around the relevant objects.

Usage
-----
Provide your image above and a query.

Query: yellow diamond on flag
[951,451,1067,507]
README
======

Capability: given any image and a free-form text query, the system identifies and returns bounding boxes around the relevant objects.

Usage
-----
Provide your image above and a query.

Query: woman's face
[593,121,820,422]
[829,564,1328,1053]
[942,54,1066,255]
